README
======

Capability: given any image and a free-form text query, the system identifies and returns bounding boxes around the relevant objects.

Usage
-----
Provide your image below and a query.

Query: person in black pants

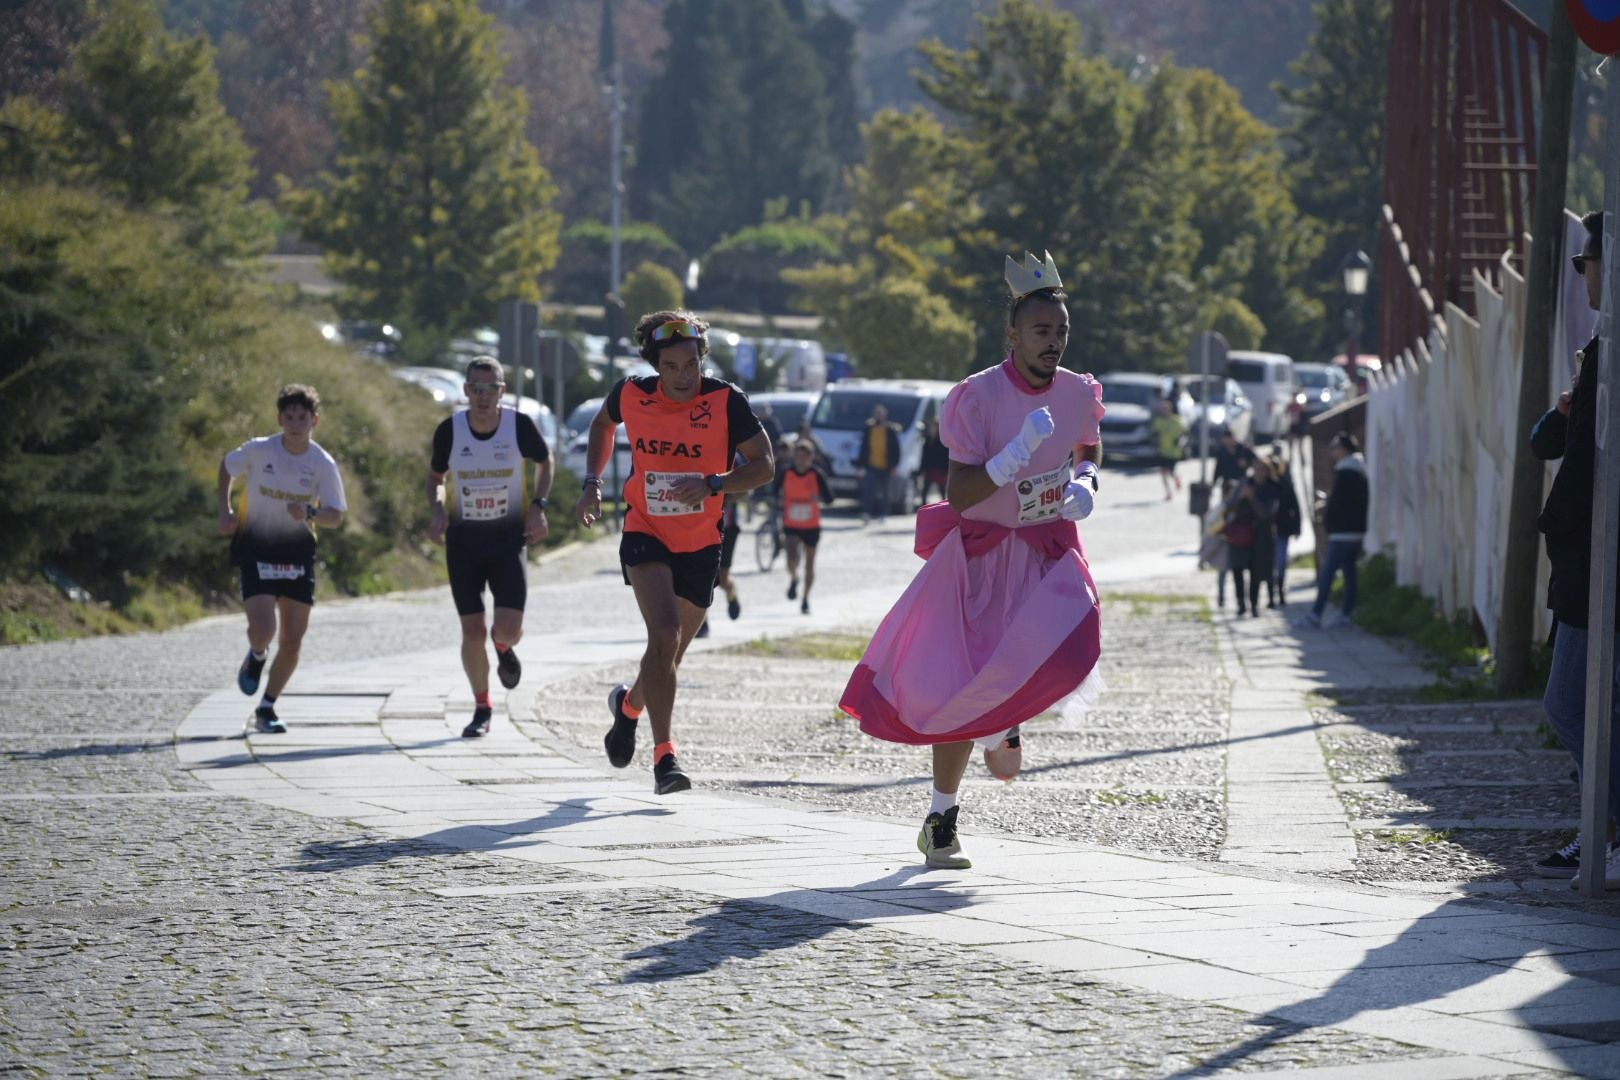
[1262,452,1303,607]
[1294,432,1368,629]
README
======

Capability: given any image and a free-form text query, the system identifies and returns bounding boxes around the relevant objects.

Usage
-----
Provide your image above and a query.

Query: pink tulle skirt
[839,504,1102,746]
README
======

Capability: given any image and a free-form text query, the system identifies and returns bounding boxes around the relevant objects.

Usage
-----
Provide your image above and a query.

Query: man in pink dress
[839,252,1105,869]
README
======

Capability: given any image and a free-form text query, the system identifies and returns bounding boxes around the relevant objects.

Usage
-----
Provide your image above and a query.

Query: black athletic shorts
[240,557,316,606]
[447,537,528,616]
[719,522,742,570]
[784,526,821,549]
[620,531,722,609]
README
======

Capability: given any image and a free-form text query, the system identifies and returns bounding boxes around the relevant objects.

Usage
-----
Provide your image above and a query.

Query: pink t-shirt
[940,358,1105,528]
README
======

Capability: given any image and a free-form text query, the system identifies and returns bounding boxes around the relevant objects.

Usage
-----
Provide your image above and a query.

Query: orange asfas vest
[618,375,743,552]
[780,468,823,530]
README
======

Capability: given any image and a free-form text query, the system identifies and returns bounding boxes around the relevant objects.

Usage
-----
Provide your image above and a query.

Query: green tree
[7,0,271,260]
[840,278,977,381]
[621,260,685,320]
[284,0,561,340]
[0,184,225,587]
[1276,0,1391,349]
[632,0,853,254]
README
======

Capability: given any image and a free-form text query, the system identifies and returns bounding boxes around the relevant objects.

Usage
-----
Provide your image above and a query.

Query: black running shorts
[784,526,821,549]
[447,537,528,616]
[240,558,316,606]
[719,521,742,570]
[620,531,722,609]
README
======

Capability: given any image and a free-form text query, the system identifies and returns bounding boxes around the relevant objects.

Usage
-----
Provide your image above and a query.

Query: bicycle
[754,500,784,572]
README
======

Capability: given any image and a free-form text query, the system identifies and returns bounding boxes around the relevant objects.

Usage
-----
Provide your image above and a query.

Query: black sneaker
[787,578,799,600]
[253,706,286,734]
[727,594,741,620]
[462,706,492,739]
[604,684,637,768]
[696,621,710,639]
[653,752,692,795]
[496,647,522,690]
[238,651,266,696]
[917,806,970,869]
[800,598,810,615]
[1533,836,1583,879]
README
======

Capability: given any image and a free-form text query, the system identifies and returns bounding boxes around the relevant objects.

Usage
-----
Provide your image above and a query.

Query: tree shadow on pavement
[622,866,973,983]
[1166,897,1620,1077]
[4,741,171,761]
[288,799,675,872]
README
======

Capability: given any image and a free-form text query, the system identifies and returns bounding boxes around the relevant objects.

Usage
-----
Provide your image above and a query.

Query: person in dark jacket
[1223,467,1276,617]
[1213,430,1257,486]
[1294,431,1368,629]
[1529,209,1619,880]
[1264,452,1303,607]
[859,404,903,523]
[917,417,950,505]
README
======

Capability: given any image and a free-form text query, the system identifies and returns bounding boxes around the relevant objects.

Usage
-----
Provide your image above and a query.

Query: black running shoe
[800,598,810,615]
[727,594,741,620]
[604,684,637,767]
[253,706,286,734]
[696,621,710,638]
[653,752,692,795]
[787,578,799,600]
[496,647,522,690]
[238,651,266,696]
[462,706,492,739]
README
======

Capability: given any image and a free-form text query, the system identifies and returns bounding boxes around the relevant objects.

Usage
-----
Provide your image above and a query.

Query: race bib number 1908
[1015,458,1072,525]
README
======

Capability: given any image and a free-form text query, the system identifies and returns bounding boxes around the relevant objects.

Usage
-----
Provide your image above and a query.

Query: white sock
[929,787,958,816]
[250,648,267,661]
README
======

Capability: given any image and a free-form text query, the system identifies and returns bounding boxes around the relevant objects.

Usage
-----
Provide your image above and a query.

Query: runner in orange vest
[774,439,834,614]
[574,311,775,793]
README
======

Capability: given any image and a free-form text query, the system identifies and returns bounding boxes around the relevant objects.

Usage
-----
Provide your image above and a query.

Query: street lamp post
[1341,249,1372,389]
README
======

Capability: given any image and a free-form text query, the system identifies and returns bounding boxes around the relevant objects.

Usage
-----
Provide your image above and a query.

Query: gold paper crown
[1004,250,1063,299]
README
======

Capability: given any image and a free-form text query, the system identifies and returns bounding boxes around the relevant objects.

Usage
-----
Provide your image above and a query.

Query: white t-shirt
[225,435,347,561]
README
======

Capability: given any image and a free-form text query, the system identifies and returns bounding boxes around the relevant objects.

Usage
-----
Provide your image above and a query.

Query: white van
[1225,351,1295,441]
[808,378,955,513]
[741,337,828,393]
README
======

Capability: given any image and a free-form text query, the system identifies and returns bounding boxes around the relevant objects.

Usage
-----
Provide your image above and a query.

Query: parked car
[749,391,819,445]
[390,366,557,446]
[561,428,634,487]
[1291,361,1355,432]
[1173,374,1253,448]
[1225,350,1296,441]
[1098,372,1177,462]
[564,397,605,441]
[808,378,955,512]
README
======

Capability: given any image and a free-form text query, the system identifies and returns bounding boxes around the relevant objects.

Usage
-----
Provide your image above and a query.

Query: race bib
[645,471,704,516]
[256,562,304,581]
[786,502,815,524]
[1015,460,1071,525]
[459,481,510,523]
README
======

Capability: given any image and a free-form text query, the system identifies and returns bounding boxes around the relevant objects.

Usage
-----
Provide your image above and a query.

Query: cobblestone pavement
[3,467,1614,1076]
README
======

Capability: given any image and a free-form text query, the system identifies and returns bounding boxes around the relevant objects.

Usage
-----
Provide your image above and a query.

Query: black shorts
[446,537,528,616]
[719,522,742,570]
[784,526,821,549]
[620,531,722,609]
[240,558,316,606]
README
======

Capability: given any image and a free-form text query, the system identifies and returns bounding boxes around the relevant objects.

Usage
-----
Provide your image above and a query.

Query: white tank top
[448,410,525,529]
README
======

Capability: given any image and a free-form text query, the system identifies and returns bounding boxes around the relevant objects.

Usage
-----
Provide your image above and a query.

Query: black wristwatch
[531,496,548,510]
[706,474,725,494]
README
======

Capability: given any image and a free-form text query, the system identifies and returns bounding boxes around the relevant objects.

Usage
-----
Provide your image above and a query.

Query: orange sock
[654,741,677,761]
[622,697,643,719]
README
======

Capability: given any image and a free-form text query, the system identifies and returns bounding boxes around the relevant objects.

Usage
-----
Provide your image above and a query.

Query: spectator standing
[1224,468,1276,617]
[918,417,950,505]
[1263,452,1303,607]
[1213,430,1257,486]
[1294,432,1368,629]
[859,403,903,523]
[1529,209,1619,880]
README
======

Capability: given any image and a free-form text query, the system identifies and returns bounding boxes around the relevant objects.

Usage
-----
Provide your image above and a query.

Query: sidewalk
[169,562,1620,1077]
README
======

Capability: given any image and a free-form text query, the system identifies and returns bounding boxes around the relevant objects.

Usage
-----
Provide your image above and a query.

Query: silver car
[1174,374,1253,448]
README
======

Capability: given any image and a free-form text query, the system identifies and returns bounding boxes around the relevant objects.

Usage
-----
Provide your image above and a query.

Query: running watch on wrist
[531,496,548,510]
[582,475,602,490]
[706,474,724,494]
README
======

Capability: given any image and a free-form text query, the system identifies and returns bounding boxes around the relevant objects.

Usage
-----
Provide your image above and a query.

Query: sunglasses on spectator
[1572,253,1601,274]
[648,319,705,343]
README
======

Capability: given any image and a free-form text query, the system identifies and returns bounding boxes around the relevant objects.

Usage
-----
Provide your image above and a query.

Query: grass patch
[1111,592,1211,621]
[1375,828,1457,846]
[729,632,870,662]
[1093,789,1167,806]
[1335,553,1549,703]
